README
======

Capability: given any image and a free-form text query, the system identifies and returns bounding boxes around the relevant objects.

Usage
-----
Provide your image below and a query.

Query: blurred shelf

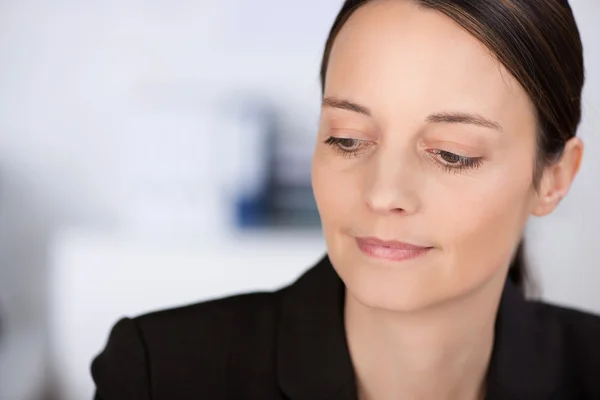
[48,227,326,400]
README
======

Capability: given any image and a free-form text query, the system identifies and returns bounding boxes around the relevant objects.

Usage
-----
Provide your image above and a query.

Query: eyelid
[421,139,481,156]
[326,128,372,139]
[425,132,492,151]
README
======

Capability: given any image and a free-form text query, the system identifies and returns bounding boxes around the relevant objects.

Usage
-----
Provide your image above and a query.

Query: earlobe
[531,137,584,217]
[531,171,561,217]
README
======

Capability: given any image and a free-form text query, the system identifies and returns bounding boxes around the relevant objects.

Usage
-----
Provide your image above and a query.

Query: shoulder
[530,300,600,391]
[135,289,284,365]
[92,289,286,399]
[532,299,600,347]
[136,289,282,341]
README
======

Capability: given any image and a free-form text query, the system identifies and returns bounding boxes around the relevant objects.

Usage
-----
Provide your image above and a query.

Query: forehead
[325,0,535,129]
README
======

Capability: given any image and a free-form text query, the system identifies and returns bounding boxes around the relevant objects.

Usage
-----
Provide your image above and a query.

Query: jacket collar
[276,255,561,400]
[485,276,563,399]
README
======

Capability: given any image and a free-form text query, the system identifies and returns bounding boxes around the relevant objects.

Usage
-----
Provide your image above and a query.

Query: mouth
[355,236,433,262]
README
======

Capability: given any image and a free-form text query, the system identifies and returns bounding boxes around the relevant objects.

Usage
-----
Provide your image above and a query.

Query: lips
[355,236,432,261]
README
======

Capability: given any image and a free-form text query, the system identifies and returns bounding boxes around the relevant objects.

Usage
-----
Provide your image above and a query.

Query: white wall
[0,1,341,398]
[0,0,341,326]
[0,0,598,399]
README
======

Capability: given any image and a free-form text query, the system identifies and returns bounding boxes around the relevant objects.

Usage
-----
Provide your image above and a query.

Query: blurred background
[0,0,598,399]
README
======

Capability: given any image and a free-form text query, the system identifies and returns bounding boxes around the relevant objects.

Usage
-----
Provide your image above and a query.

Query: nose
[363,153,421,215]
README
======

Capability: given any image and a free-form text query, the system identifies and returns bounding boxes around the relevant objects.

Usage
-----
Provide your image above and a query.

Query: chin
[347,269,447,312]
[329,250,483,313]
[330,254,441,312]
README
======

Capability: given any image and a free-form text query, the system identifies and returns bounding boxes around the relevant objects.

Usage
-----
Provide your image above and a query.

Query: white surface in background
[0,329,45,400]
[48,229,326,400]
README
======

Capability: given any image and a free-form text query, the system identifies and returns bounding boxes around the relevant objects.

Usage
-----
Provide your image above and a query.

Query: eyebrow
[426,112,503,132]
[322,96,503,132]
[322,97,372,116]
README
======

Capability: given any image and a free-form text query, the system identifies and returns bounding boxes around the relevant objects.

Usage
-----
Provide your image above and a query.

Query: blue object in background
[220,93,321,230]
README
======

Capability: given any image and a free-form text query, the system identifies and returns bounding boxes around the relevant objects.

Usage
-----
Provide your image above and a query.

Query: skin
[311,1,584,399]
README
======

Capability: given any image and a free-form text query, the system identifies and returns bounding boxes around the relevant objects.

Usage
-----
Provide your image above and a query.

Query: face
[312,0,545,311]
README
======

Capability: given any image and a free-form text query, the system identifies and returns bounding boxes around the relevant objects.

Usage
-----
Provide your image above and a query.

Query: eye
[324,137,372,158]
[428,149,483,173]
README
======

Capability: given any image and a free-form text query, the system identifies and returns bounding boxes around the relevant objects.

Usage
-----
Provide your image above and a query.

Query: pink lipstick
[355,237,432,262]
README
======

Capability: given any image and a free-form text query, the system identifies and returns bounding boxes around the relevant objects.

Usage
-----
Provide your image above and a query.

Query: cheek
[311,151,363,227]
[434,164,534,283]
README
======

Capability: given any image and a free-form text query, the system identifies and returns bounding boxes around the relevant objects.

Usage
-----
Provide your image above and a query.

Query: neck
[345,274,506,400]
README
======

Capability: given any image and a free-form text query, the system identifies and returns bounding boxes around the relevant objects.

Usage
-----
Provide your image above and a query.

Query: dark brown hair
[319,0,585,293]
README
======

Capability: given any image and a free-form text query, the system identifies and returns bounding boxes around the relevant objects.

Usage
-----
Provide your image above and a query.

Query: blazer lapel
[276,255,357,400]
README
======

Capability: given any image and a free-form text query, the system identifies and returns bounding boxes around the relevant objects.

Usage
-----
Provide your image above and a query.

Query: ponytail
[508,238,529,293]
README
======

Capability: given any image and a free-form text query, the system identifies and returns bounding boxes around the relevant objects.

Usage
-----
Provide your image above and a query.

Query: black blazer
[92,256,600,399]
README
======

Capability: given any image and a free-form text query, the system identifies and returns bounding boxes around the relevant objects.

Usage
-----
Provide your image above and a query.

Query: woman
[92,0,600,399]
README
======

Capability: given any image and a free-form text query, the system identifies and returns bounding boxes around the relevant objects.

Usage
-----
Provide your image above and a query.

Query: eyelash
[324,137,371,158]
[323,136,483,173]
[427,149,484,173]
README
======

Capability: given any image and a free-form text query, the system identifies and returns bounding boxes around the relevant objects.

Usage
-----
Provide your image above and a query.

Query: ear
[532,137,584,217]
